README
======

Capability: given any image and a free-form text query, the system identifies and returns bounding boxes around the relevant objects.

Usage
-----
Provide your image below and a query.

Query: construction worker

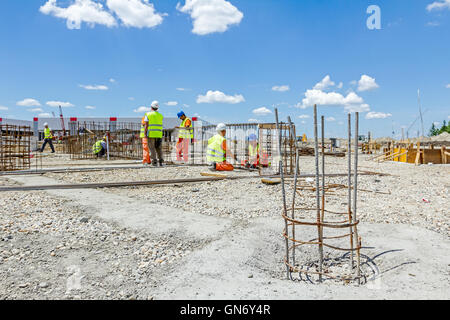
[140,114,151,165]
[40,123,55,153]
[206,123,237,171]
[144,101,164,166]
[248,133,259,168]
[93,137,107,158]
[176,111,193,163]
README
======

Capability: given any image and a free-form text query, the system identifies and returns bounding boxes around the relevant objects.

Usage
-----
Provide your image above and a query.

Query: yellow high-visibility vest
[140,116,146,138]
[146,111,163,139]
[44,127,53,139]
[92,140,103,154]
[179,118,193,139]
[249,143,259,157]
[206,134,226,163]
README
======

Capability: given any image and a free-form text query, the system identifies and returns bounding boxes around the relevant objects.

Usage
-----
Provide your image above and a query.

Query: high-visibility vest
[44,128,53,139]
[207,134,226,163]
[92,140,103,154]
[249,143,259,157]
[179,118,193,139]
[140,116,146,138]
[146,111,164,139]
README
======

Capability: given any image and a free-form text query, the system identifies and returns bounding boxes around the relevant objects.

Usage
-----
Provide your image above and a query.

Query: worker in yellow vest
[176,111,193,163]
[92,137,107,158]
[144,101,164,166]
[140,115,151,165]
[206,123,236,171]
[248,133,259,168]
[40,123,55,153]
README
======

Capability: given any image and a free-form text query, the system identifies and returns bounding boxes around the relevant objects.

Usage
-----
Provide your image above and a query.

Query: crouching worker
[206,123,236,171]
[93,137,107,158]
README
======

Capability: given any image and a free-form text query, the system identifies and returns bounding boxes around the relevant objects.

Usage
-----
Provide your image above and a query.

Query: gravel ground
[43,156,449,236]
[0,186,206,300]
[1,154,448,299]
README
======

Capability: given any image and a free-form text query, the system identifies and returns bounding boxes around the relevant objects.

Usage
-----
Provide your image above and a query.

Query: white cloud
[426,21,440,27]
[426,0,450,11]
[176,88,189,91]
[38,113,52,118]
[17,98,41,107]
[165,101,178,106]
[298,114,310,119]
[128,97,135,101]
[39,0,117,29]
[46,101,75,107]
[79,84,109,90]
[183,104,190,108]
[252,107,272,116]
[177,0,244,35]
[109,78,116,83]
[337,82,343,89]
[248,119,260,123]
[0,106,8,111]
[446,84,450,88]
[28,108,44,113]
[272,85,290,92]
[134,106,151,113]
[326,117,336,122]
[197,90,245,104]
[299,89,364,109]
[365,112,392,119]
[106,0,165,28]
[344,103,371,113]
[314,75,335,90]
[357,75,379,92]
[85,105,96,110]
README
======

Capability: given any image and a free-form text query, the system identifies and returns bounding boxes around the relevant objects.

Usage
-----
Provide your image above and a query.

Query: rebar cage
[280,109,371,285]
[0,125,31,172]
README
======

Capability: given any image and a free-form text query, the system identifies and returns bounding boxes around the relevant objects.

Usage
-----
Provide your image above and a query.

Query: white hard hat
[216,123,227,132]
[44,122,48,126]
[151,100,159,109]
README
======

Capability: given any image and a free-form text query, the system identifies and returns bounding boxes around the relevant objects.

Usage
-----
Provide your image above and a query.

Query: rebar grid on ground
[0,125,32,172]
[280,106,364,285]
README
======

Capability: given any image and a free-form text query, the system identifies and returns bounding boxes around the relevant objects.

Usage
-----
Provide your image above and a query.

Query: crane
[59,105,66,136]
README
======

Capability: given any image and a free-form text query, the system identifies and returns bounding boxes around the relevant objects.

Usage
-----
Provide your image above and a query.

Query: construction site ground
[0,153,449,300]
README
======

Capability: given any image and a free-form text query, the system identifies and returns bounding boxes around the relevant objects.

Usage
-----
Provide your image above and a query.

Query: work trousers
[142,138,151,164]
[148,138,164,164]
[176,138,190,162]
[40,139,55,153]
[96,148,106,158]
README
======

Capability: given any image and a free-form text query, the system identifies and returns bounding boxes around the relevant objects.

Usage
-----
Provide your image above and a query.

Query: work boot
[152,162,158,167]
[159,160,165,167]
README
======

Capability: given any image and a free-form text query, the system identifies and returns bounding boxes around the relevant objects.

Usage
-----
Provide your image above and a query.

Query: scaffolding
[280,107,376,285]
[0,125,32,172]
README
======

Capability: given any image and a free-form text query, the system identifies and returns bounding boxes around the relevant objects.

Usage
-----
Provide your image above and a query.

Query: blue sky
[0,0,449,138]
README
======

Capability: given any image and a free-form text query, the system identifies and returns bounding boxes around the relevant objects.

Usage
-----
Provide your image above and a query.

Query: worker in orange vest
[140,113,151,165]
[176,111,193,163]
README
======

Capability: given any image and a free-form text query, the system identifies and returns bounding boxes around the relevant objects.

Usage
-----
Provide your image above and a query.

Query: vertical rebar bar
[287,116,298,267]
[347,113,354,267]
[313,105,324,282]
[276,109,290,279]
[321,116,325,223]
[353,112,361,283]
